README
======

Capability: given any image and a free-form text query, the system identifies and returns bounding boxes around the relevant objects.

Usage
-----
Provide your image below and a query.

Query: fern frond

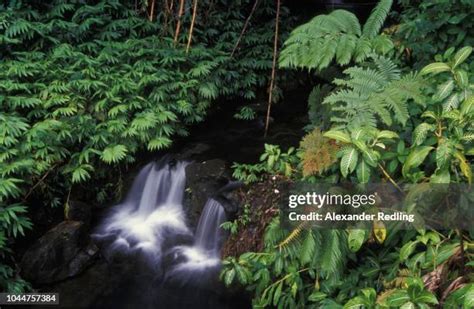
[279,10,362,70]
[277,222,307,251]
[373,55,400,81]
[317,230,347,278]
[362,0,393,39]
[324,56,420,129]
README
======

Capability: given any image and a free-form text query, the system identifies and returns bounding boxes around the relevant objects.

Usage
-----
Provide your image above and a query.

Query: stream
[89,159,242,308]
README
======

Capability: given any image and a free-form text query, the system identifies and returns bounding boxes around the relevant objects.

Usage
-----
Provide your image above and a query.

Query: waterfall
[93,160,190,262]
[162,198,226,287]
[194,199,227,252]
[94,158,229,289]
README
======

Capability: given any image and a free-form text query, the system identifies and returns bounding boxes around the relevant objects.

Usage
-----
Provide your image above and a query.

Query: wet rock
[175,142,211,160]
[46,260,130,308]
[214,181,243,219]
[183,159,230,229]
[64,200,91,224]
[20,221,98,285]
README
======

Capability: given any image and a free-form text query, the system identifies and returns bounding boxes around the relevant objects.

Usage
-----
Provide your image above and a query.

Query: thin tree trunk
[174,0,185,45]
[458,229,465,275]
[186,0,199,53]
[163,0,172,33]
[148,0,156,22]
[231,0,260,58]
[264,0,280,137]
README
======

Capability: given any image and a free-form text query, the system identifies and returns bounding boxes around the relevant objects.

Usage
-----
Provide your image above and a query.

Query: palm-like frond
[279,1,393,70]
[362,0,393,39]
[323,56,423,129]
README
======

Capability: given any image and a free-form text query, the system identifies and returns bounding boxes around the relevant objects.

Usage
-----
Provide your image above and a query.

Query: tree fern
[279,0,393,70]
[263,216,348,278]
[362,0,393,39]
[323,56,424,129]
[317,230,347,278]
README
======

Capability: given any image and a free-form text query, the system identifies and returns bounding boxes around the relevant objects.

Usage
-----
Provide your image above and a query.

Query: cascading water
[166,198,227,277]
[195,199,227,252]
[93,160,191,264]
[91,159,244,308]
[94,159,227,274]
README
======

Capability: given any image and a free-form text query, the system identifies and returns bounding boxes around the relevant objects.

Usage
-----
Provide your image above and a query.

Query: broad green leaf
[430,168,450,184]
[436,139,453,169]
[464,285,474,308]
[420,62,451,75]
[421,111,438,120]
[400,240,419,261]
[400,302,415,309]
[454,151,472,184]
[324,130,351,143]
[356,160,370,183]
[348,229,366,252]
[433,79,454,101]
[402,146,434,177]
[343,296,366,309]
[377,130,399,140]
[308,291,327,302]
[454,69,468,87]
[414,291,438,305]
[273,281,283,306]
[224,269,235,286]
[353,140,378,167]
[340,147,359,178]
[412,123,435,146]
[443,93,459,111]
[373,220,387,244]
[387,290,410,306]
[452,46,472,69]
[460,96,474,115]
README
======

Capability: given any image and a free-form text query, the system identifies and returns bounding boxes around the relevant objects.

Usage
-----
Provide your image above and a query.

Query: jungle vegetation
[0,0,473,308]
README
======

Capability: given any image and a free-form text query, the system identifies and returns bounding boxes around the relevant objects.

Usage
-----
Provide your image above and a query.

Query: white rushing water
[167,199,226,273]
[93,160,227,277]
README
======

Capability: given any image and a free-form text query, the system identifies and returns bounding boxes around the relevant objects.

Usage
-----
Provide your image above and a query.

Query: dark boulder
[64,200,91,224]
[20,221,98,285]
[183,159,231,229]
[175,142,211,161]
[213,181,243,220]
[46,260,130,308]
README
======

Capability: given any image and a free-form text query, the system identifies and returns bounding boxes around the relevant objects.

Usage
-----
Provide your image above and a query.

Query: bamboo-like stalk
[148,0,156,22]
[230,0,260,58]
[163,0,173,33]
[186,0,199,53]
[174,0,185,45]
[264,0,280,137]
[378,163,404,194]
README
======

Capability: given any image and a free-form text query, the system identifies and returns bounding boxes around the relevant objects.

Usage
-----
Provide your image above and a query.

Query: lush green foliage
[0,0,292,291]
[223,3,473,307]
[279,0,394,70]
[232,144,299,184]
[323,55,424,129]
[396,0,474,67]
[405,47,473,184]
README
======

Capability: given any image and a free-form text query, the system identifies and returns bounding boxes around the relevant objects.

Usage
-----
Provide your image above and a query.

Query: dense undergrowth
[0,0,291,291]
[0,0,472,307]
[223,0,474,308]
